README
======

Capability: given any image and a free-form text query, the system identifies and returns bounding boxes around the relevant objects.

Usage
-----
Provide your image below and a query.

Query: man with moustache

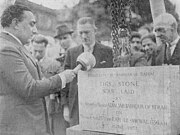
[61,17,113,126]
[0,4,75,135]
[129,32,147,67]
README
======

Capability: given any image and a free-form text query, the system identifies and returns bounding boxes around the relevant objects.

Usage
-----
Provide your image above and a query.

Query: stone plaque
[78,66,180,135]
[67,125,118,135]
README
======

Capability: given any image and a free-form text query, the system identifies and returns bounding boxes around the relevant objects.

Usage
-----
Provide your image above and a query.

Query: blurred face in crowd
[154,25,174,44]
[130,37,141,53]
[77,23,96,47]
[142,38,157,55]
[16,11,37,45]
[57,33,72,50]
[32,42,46,61]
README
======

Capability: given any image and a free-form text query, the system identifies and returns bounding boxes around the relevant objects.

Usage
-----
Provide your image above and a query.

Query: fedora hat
[54,24,73,38]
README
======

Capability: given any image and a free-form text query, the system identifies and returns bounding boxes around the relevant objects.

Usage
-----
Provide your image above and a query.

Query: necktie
[165,43,171,64]
[87,47,91,52]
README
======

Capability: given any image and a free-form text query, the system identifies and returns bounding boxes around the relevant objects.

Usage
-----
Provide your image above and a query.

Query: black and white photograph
[0,0,180,135]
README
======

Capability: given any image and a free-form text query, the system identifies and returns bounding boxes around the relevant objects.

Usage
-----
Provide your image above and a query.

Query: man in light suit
[0,4,75,135]
[153,13,180,65]
[31,34,64,135]
[61,17,113,126]
[49,24,76,135]
[31,34,63,78]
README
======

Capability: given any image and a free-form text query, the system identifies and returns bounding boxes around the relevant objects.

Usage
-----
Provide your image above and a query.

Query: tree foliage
[71,0,179,41]
[132,0,179,25]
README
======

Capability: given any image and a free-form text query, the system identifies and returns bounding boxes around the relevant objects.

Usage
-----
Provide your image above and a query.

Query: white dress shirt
[170,36,180,55]
[83,42,95,53]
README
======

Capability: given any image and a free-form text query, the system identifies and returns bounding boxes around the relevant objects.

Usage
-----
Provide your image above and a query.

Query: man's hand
[61,70,76,83]
[63,105,70,122]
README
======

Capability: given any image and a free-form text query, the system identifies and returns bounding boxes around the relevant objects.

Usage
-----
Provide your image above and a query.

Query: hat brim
[54,31,73,39]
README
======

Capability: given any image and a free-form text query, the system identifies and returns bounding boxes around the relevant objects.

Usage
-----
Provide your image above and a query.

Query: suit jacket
[0,32,62,135]
[61,42,113,125]
[155,39,180,65]
[39,56,63,78]
[130,52,148,67]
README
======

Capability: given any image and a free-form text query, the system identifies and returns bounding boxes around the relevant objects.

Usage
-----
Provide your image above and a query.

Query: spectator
[138,24,152,37]
[31,34,62,78]
[61,17,113,126]
[0,4,75,135]
[129,32,142,54]
[129,32,148,66]
[54,24,77,66]
[153,13,180,65]
[46,24,77,135]
[31,34,64,135]
[141,33,157,66]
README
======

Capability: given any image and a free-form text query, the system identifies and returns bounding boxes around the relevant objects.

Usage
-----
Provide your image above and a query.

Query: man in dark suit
[0,4,75,135]
[61,17,113,126]
[153,13,180,65]
[55,24,77,67]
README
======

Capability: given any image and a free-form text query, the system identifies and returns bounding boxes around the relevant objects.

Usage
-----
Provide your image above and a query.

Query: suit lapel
[76,45,83,57]
[20,47,43,79]
[92,43,102,67]
[20,46,38,68]
[0,32,40,76]
[76,43,102,68]
[171,39,180,58]
[170,39,180,64]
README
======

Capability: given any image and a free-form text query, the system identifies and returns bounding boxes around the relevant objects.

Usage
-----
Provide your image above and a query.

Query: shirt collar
[3,30,23,46]
[83,41,95,53]
[171,36,180,47]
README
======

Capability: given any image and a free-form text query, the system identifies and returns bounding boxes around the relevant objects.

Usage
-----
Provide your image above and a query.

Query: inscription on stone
[78,66,180,135]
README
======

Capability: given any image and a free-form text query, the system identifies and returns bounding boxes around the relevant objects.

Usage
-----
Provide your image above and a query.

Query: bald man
[153,13,180,65]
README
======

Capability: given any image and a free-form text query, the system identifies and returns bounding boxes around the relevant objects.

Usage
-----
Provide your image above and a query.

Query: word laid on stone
[78,66,180,135]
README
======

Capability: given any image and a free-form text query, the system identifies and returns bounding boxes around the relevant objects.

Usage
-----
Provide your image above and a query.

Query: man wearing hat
[54,24,76,66]
[153,13,180,65]
[47,24,76,135]
[61,17,113,126]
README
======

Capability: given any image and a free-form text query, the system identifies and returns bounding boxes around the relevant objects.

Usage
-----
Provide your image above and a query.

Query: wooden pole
[149,0,166,46]
[149,0,166,21]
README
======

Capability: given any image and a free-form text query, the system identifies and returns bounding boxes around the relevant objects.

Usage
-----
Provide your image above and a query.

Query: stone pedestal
[67,125,123,135]
[69,66,180,135]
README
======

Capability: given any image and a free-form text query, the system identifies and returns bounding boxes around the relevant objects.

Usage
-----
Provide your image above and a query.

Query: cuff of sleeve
[59,73,66,89]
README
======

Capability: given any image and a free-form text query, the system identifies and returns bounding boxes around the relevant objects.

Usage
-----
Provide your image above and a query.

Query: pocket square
[100,61,107,64]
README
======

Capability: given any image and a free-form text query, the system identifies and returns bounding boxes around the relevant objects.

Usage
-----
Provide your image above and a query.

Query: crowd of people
[0,3,180,135]
[128,10,180,67]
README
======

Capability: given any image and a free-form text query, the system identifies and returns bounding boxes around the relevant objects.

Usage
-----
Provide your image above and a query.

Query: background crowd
[0,0,180,135]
